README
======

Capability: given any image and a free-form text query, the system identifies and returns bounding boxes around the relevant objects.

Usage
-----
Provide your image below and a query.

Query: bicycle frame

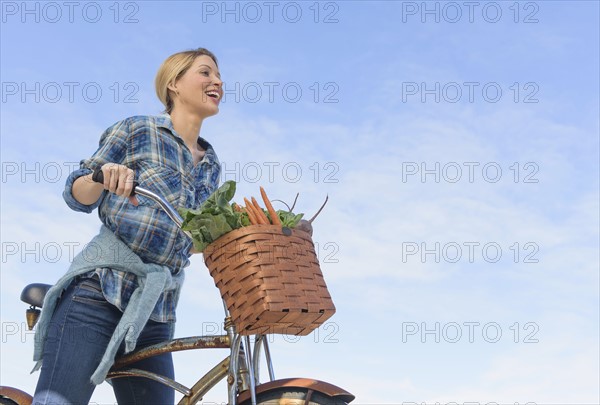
[105,307,276,405]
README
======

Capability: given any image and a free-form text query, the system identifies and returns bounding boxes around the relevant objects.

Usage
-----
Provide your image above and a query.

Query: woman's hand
[98,163,139,206]
[72,163,138,206]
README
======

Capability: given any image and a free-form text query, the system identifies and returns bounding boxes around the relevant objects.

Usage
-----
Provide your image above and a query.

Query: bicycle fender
[0,386,33,405]
[236,378,355,403]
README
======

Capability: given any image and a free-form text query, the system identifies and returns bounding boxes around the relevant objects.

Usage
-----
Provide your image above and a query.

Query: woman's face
[171,55,223,118]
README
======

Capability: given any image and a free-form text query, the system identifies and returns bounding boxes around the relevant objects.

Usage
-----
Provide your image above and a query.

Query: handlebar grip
[91,168,104,184]
[92,168,138,197]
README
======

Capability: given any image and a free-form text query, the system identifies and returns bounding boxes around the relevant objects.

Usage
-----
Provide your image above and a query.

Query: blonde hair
[155,48,218,114]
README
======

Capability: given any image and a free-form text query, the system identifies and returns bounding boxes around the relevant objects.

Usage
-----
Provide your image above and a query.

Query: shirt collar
[156,113,176,133]
[156,114,219,166]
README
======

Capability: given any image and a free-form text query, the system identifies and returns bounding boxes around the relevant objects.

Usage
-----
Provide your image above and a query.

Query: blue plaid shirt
[63,114,221,322]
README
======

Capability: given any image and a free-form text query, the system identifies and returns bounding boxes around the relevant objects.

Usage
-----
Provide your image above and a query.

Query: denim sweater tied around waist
[32,225,180,385]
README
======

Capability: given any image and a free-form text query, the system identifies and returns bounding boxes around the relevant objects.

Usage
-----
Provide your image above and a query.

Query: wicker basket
[203,225,336,336]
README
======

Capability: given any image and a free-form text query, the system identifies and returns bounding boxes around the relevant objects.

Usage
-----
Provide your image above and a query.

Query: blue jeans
[32,274,175,405]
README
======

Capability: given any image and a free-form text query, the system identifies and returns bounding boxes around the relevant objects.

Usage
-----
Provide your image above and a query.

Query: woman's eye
[201,71,209,76]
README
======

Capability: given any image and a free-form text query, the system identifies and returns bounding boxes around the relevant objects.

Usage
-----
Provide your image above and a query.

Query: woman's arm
[72,163,138,206]
[71,172,104,205]
[64,119,138,211]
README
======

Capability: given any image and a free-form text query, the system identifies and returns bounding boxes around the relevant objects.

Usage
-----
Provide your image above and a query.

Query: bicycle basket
[203,225,336,336]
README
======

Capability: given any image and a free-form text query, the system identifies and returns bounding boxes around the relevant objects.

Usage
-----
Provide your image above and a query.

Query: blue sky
[1,1,599,404]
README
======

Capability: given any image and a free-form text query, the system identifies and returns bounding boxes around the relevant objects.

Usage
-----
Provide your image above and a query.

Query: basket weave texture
[203,225,336,336]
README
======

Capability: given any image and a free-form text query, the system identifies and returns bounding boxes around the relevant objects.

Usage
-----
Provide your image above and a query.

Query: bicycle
[0,179,354,405]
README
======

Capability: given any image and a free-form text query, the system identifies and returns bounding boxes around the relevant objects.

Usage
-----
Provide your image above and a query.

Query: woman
[31,48,223,404]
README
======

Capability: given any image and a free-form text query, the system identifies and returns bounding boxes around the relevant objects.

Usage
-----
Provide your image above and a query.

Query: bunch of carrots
[233,186,281,226]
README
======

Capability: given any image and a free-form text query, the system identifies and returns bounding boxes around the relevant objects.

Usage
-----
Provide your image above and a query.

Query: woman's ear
[167,80,178,96]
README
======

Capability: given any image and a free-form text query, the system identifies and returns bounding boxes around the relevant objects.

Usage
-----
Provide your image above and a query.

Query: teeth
[205,91,220,99]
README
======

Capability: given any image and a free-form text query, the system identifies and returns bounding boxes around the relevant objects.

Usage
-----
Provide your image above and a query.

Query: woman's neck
[169,108,203,150]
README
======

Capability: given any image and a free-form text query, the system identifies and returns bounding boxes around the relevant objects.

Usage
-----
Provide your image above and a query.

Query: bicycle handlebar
[92,168,184,228]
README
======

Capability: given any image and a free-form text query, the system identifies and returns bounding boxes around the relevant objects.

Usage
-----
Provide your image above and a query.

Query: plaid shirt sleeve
[62,119,131,213]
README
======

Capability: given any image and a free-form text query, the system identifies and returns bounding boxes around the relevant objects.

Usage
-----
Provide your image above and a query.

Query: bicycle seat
[21,283,52,308]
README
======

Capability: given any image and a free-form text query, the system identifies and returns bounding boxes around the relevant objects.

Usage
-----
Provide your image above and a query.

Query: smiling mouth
[205,91,220,100]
